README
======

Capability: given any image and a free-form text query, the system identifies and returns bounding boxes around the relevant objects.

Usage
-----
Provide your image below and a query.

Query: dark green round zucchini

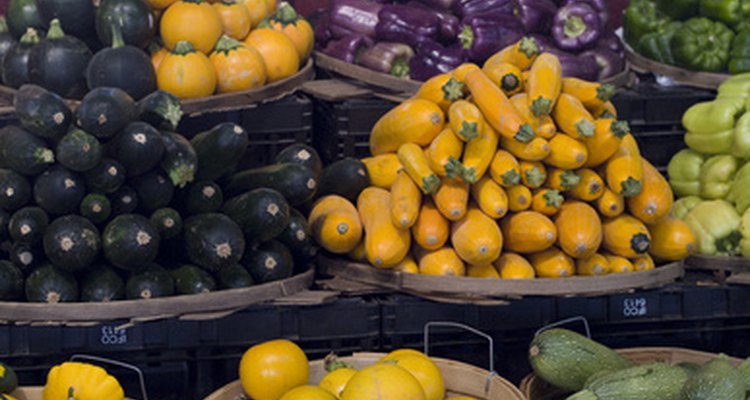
[0,18,15,61]
[217,264,254,289]
[183,213,245,271]
[160,131,197,188]
[136,90,183,131]
[36,0,94,39]
[191,123,249,181]
[103,214,161,271]
[86,21,156,100]
[33,166,86,215]
[184,181,223,215]
[0,210,9,241]
[150,207,182,239]
[95,0,155,49]
[2,28,39,88]
[25,262,79,303]
[0,260,24,301]
[110,121,164,177]
[83,158,126,194]
[133,169,174,213]
[9,240,41,271]
[243,240,294,284]
[76,87,137,139]
[274,144,323,180]
[225,163,318,206]
[13,84,71,141]
[109,185,138,216]
[126,263,174,300]
[171,264,216,295]
[8,206,48,244]
[27,19,92,99]
[80,265,125,302]
[80,193,112,224]
[0,168,31,210]
[0,360,18,394]
[221,188,290,244]
[0,125,55,175]
[317,157,370,202]
[6,0,45,39]
[43,215,100,271]
[276,208,317,262]
[55,129,102,172]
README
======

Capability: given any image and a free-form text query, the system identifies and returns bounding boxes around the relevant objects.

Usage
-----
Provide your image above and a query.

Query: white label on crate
[100,326,128,345]
[623,298,648,317]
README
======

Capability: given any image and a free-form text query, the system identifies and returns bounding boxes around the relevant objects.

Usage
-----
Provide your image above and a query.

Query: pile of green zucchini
[0,83,343,303]
[530,328,750,400]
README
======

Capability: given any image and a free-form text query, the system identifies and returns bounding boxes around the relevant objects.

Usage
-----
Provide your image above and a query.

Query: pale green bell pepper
[684,199,742,256]
[700,154,739,199]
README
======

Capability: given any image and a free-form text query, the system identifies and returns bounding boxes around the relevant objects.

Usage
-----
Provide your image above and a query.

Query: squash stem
[0,17,7,34]
[109,18,125,49]
[46,19,65,40]
[167,164,195,188]
[275,2,299,25]
[214,35,242,54]
[172,41,196,55]
[20,28,40,45]
[459,25,474,50]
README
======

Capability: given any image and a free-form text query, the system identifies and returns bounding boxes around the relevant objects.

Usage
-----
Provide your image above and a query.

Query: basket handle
[70,354,148,400]
[423,321,495,373]
[534,316,591,339]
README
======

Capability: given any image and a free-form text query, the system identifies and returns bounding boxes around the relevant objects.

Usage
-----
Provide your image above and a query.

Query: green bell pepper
[671,17,734,72]
[728,162,750,213]
[698,0,750,30]
[684,199,742,256]
[717,73,750,98]
[729,30,750,74]
[739,208,750,257]
[732,112,750,158]
[685,129,734,154]
[672,196,704,219]
[658,0,699,20]
[624,0,671,49]
[700,154,739,199]
[668,149,705,197]
[682,98,745,134]
[638,22,682,65]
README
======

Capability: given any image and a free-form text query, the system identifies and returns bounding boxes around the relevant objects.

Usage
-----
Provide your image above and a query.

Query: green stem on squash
[67,387,75,400]
[20,28,40,45]
[109,18,125,49]
[256,18,272,29]
[0,17,8,34]
[172,40,196,55]
[275,2,299,25]
[46,19,65,40]
[214,35,242,54]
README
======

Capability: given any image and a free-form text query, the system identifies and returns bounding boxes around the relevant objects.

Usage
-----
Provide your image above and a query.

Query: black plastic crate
[612,83,713,125]
[631,128,686,170]
[178,94,313,168]
[313,97,396,163]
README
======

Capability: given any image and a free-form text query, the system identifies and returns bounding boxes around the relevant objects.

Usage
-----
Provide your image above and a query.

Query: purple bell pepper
[597,31,624,56]
[555,50,599,80]
[322,34,374,64]
[561,0,608,29]
[330,24,359,39]
[413,0,457,10]
[453,0,514,18]
[409,41,466,81]
[529,33,558,52]
[359,42,415,77]
[375,4,440,47]
[581,46,624,80]
[551,3,602,51]
[313,12,333,48]
[330,0,383,38]
[460,14,525,62]
[407,1,461,44]
[513,0,558,34]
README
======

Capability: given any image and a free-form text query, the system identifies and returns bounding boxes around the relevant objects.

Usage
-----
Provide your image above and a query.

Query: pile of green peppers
[624,0,750,73]
[667,74,750,256]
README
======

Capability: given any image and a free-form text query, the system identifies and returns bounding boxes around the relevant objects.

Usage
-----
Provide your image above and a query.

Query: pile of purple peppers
[316,0,625,82]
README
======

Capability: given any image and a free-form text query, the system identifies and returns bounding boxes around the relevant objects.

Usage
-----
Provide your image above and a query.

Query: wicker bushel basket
[520,347,743,400]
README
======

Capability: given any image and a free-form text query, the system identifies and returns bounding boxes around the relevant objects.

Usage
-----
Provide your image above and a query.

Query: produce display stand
[0,59,315,116]
[0,268,314,323]
[315,51,634,101]
[626,46,729,90]
[204,351,525,400]
[317,255,685,302]
[685,256,750,283]
[520,347,742,400]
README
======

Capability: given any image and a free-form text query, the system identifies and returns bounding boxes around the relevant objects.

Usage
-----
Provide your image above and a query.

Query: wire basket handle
[70,354,148,400]
[534,316,591,338]
[423,321,495,373]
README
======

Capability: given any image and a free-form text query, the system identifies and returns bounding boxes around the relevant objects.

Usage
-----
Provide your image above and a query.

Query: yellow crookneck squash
[370,99,445,155]
[554,201,602,259]
[500,211,557,254]
[450,206,503,265]
[358,187,411,268]
[309,195,363,255]
[42,362,125,400]
[361,154,402,189]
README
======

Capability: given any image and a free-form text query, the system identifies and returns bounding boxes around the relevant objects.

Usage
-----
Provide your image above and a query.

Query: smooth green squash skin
[316,157,370,203]
[0,168,32,210]
[217,264,254,289]
[680,357,746,400]
[183,181,223,215]
[103,214,160,271]
[42,215,100,272]
[224,163,318,206]
[243,240,294,284]
[80,265,125,302]
[276,208,317,263]
[221,188,290,244]
[0,260,24,301]
[136,90,183,131]
[109,185,138,216]
[95,0,155,49]
[191,123,249,181]
[274,144,323,180]
[6,0,45,39]
[55,128,102,172]
[132,169,174,213]
[80,193,112,224]
[110,121,164,177]
[33,166,86,216]
[13,84,71,141]
[150,207,182,240]
[35,0,94,39]
[2,28,39,88]
[529,329,632,392]
[171,264,216,295]
[25,262,79,303]
[27,20,92,99]
[9,240,41,271]
[126,263,174,299]
[0,125,55,175]
[76,87,137,139]
[567,363,689,400]
[8,206,48,244]
[160,131,197,188]
[183,213,245,272]
[83,158,126,194]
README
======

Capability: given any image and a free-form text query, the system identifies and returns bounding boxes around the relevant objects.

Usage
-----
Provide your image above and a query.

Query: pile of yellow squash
[310,39,698,279]
[149,0,312,98]
[239,339,472,400]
